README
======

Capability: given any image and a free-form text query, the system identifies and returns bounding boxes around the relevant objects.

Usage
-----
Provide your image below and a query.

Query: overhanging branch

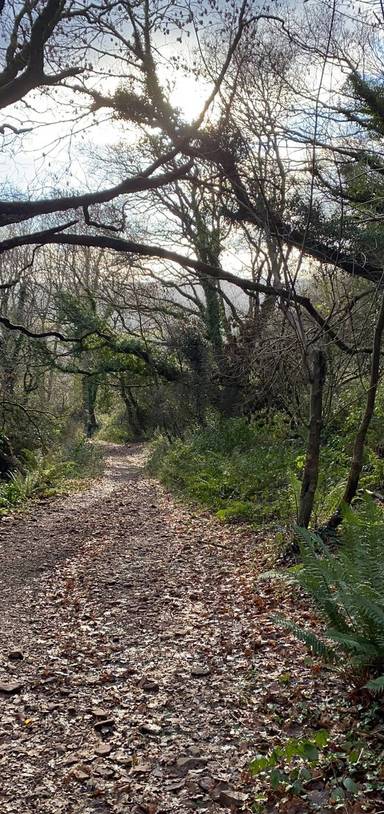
[0,229,371,355]
[0,160,193,227]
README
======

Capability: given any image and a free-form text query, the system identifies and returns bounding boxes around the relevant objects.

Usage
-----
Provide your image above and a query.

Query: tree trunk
[119,379,143,438]
[344,294,384,503]
[327,293,384,528]
[298,348,327,528]
[82,375,98,437]
[0,435,20,476]
[202,279,223,354]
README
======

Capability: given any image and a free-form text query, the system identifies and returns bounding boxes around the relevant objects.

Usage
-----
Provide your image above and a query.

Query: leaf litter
[0,444,382,813]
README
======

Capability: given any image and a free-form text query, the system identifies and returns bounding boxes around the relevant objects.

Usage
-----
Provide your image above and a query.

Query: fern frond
[327,629,380,658]
[275,615,337,662]
[364,675,384,694]
[284,497,384,680]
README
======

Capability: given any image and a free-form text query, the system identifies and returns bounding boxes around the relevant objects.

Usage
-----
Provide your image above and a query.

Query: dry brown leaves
[0,445,381,813]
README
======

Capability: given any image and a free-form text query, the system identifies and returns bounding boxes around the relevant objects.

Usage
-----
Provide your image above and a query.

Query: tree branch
[0,229,371,355]
[0,161,193,226]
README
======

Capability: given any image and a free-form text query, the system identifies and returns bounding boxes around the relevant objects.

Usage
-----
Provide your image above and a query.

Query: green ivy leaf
[343,777,358,794]
[300,742,319,762]
[270,768,285,789]
[249,755,273,774]
[313,729,330,748]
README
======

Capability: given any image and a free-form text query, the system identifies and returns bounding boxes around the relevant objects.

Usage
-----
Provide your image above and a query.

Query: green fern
[364,675,384,693]
[317,477,348,523]
[279,496,384,690]
[276,616,337,661]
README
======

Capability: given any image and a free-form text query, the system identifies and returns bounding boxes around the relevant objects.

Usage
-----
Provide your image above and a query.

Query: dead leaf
[0,681,24,694]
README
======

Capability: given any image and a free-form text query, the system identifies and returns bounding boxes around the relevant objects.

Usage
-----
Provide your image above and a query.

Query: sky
[0,62,212,200]
[0,0,354,204]
[0,0,364,308]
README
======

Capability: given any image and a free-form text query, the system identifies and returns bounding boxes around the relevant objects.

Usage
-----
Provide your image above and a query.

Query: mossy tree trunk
[298,348,327,528]
[119,377,146,438]
[201,279,223,354]
[82,375,99,437]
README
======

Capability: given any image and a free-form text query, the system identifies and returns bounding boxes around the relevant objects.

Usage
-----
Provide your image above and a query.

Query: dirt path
[0,444,337,814]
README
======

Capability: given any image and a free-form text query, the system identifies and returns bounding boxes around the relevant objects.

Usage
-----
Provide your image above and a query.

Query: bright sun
[170,74,212,124]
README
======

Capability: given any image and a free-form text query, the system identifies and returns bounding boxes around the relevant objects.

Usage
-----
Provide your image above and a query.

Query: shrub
[61,436,104,478]
[96,411,133,444]
[0,462,61,513]
[0,469,41,511]
[250,729,330,789]
[0,437,104,514]
[279,497,384,692]
[149,409,384,531]
[216,500,255,523]
[148,417,300,525]
[147,434,171,474]
[97,425,132,444]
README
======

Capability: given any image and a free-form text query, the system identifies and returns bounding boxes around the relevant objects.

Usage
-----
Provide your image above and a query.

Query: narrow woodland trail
[0,445,339,814]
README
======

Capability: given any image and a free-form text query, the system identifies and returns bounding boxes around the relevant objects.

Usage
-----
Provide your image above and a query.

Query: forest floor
[0,444,381,814]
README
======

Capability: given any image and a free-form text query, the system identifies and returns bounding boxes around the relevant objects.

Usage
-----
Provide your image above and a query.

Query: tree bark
[344,294,384,503]
[82,376,98,438]
[327,292,384,528]
[119,379,145,439]
[298,348,327,528]
[0,436,20,476]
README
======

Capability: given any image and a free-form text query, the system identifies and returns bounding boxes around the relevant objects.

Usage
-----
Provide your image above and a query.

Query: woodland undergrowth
[0,436,104,515]
[150,416,384,811]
